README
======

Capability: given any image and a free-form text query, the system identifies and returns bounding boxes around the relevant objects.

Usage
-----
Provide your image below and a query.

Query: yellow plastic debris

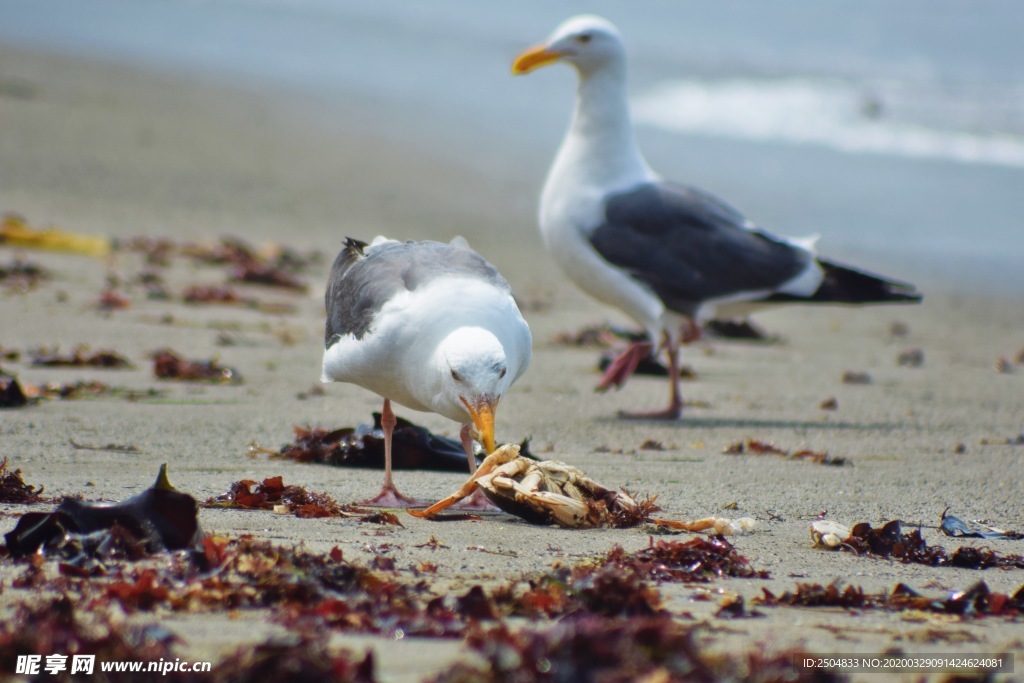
[1,214,110,257]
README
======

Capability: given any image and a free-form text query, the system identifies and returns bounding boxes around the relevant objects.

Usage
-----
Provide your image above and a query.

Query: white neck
[544,64,654,198]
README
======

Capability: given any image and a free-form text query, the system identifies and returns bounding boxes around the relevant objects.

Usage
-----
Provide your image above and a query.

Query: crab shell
[810,520,852,549]
[408,444,639,528]
[409,445,760,533]
[477,457,638,528]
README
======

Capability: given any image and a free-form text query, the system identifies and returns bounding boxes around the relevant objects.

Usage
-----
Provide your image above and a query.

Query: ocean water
[2,0,1022,290]
[633,78,1024,169]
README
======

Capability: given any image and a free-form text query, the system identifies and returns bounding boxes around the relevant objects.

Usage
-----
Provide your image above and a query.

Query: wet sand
[2,45,1024,681]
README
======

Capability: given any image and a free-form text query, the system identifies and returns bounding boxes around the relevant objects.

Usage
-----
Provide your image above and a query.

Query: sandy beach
[2,43,1024,681]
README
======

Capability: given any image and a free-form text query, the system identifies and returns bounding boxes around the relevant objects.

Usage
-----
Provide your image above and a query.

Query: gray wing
[588,182,811,317]
[324,237,371,346]
[325,239,511,346]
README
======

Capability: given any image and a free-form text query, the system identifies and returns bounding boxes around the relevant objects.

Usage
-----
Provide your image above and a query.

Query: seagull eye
[450,368,462,382]
[577,33,592,44]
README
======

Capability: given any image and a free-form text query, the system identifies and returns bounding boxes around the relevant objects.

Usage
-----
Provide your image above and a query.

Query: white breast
[540,152,666,338]
[322,276,530,420]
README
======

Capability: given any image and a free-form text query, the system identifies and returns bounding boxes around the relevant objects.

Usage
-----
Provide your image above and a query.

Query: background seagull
[513,15,921,419]
[322,237,532,506]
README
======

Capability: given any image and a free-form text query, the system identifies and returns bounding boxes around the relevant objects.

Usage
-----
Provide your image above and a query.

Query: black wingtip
[813,259,923,304]
[343,237,369,255]
[764,259,923,306]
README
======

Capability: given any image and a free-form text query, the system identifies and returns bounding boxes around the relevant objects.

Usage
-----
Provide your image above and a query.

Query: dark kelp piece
[598,350,697,379]
[4,464,201,557]
[757,580,1024,618]
[0,457,45,503]
[152,349,240,384]
[894,580,1024,617]
[758,582,873,610]
[940,508,1024,540]
[29,345,133,369]
[841,520,1024,569]
[0,375,28,408]
[553,325,694,376]
[273,414,475,472]
[704,318,773,340]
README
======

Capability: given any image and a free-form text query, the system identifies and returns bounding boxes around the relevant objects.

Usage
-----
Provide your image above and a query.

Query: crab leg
[653,516,755,535]
[408,445,520,518]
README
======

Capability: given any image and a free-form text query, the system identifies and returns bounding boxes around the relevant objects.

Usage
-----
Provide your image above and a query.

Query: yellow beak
[464,399,497,454]
[512,44,565,75]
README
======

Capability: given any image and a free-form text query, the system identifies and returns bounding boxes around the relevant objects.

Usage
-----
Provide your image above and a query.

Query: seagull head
[512,15,625,77]
[440,327,513,453]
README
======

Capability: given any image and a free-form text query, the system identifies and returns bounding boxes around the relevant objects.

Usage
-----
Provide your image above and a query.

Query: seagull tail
[769,259,922,305]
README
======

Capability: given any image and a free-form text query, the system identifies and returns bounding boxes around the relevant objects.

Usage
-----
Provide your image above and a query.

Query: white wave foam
[632,78,1024,169]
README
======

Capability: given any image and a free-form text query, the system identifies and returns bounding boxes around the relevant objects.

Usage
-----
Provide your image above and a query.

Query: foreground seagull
[513,15,921,419]
[322,237,532,506]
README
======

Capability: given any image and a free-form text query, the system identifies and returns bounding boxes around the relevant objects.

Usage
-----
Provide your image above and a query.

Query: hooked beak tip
[462,397,497,454]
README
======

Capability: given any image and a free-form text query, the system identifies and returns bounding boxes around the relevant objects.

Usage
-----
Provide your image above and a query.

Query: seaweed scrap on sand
[204,475,402,525]
[811,519,1024,569]
[0,457,46,504]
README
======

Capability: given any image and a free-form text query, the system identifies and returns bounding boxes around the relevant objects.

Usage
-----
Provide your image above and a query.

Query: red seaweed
[824,519,1024,569]
[757,580,1024,618]
[603,536,770,583]
[204,475,401,525]
[427,618,841,683]
[723,439,847,466]
[0,457,45,503]
[152,349,240,384]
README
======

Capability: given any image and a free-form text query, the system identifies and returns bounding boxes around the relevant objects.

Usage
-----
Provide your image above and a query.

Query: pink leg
[360,398,423,507]
[596,340,653,392]
[452,424,497,510]
[618,332,683,420]
[681,319,703,344]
